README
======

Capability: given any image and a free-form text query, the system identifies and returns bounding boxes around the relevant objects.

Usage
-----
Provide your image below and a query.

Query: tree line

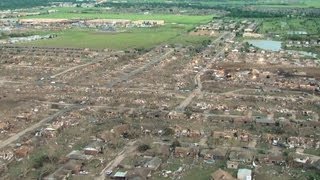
[97,2,320,18]
[0,0,80,10]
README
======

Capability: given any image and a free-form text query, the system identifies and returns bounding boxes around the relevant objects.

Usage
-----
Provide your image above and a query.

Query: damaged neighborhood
[0,0,320,180]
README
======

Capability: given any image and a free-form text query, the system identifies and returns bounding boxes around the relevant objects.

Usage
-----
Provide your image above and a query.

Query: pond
[247,39,318,58]
[247,40,282,51]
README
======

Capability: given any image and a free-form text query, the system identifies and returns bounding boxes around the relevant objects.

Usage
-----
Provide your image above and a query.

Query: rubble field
[0,19,319,180]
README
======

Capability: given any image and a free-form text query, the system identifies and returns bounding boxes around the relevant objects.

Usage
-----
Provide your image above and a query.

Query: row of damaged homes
[16,19,165,29]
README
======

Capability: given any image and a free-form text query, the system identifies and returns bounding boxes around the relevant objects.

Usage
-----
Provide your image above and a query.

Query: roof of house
[237,169,252,179]
[144,157,162,169]
[114,171,128,178]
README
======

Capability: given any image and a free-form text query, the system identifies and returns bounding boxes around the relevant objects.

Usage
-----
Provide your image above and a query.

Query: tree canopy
[0,0,78,10]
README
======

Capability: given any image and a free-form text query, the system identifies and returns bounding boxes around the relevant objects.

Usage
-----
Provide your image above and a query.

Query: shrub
[137,144,151,152]
[163,127,175,136]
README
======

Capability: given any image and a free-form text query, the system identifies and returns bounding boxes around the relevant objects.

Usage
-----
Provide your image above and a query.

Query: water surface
[247,40,282,51]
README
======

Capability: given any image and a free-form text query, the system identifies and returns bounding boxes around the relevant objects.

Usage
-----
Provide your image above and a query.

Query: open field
[117,0,320,7]
[18,8,214,49]
[24,9,213,25]
[258,18,320,34]
[251,0,320,8]
[19,25,212,50]
[161,0,320,8]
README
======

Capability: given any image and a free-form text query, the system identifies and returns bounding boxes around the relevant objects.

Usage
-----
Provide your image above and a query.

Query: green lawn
[19,25,212,50]
[23,8,213,25]
[183,167,214,180]
[199,0,320,8]
[304,148,320,156]
[259,18,320,34]
[18,6,215,50]
[305,0,320,7]
[200,0,295,6]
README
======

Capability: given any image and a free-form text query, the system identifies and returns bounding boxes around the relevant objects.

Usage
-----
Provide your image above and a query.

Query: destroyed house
[211,147,228,160]
[229,150,253,163]
[66,150,92,161]
[239,133,251,142]
[305,121,320,130]
[259,155,285,165]
[98,130,116,143]
[211,169,236,180]
[233,117,253,125]
[174,147,189,158]
[83,141,104,155]
[15,145,33,158]
[174,147,199,158]
[312,159,320,170]
[212,130,236,139]
[200,149,216,160]
[227,161,239,169]
[287,137,317,149]
[44,160,83,180]
[127,168,152,180]
[144,157,162,170]
[113,124,131,137]
[293,154,311,167]
[19,19,70,27]
[255,116,276,126]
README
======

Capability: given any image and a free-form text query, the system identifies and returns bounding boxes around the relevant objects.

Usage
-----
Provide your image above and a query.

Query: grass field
[24,7,213,25]
[19,25,212,50]
[18,6,215,50]
[19,7,214,50]
[305,0,320,7]
[182,166,215,180]
[204,0,320,8]
[259,18,320,34]
[123,0,320,7]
